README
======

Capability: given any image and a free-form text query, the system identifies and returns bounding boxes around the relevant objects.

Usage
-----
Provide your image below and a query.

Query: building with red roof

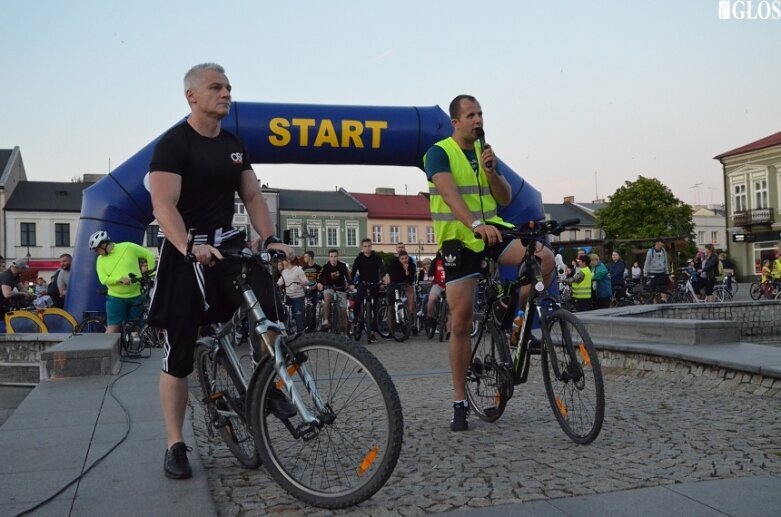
[714,130,781,280]
[349,188,436,258]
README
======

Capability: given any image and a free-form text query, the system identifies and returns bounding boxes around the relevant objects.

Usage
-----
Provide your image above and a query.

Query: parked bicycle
[466,219,605,445]
[193,245,403,508]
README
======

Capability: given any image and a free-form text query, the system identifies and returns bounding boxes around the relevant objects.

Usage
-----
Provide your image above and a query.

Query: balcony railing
[732,208,774,227]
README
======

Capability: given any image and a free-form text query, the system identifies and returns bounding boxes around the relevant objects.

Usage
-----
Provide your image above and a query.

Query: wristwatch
[470,219,483,230]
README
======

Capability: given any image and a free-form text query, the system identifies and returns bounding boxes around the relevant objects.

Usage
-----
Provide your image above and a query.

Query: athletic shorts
[149,238,282,378]
[323,289,348,309]
[105,295,143,326]
[441,230,516,284]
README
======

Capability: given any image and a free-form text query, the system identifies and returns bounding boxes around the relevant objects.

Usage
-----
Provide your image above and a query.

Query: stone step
[0,362,39,384]
[40,334,120,379]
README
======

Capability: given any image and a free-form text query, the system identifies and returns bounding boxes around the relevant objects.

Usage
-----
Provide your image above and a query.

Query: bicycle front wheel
[75,317,107,334]
[465,320,512,422]
[249,333,403,508]
[541,309,604,444]
[713,286,732,302]
[390,305,410,342]
[194,343,260,468]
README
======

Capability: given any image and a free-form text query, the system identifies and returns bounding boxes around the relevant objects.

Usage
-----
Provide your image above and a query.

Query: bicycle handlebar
[474,218,580,240]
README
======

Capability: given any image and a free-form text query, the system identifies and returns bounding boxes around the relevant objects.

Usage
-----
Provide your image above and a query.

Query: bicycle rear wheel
[749,282,763,300]
[541,309,604,444]
[75,317,107,334]
[249,333,403,508]
[713,286,732,302]
[194,343,260,468]
[465,320,512,422]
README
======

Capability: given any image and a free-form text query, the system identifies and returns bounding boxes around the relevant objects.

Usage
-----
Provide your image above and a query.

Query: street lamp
[25,246,31,259]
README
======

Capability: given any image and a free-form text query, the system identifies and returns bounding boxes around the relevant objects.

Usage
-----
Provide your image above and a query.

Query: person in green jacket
[89,230,156,333]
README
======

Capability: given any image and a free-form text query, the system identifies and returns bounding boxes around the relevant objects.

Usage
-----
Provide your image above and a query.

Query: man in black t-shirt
[317,249,351,333]
[0,260,33,313]
[147,63,292,480]
[351,238,385,342]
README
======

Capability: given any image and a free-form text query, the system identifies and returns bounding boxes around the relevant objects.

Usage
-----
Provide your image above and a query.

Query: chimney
[563,196,574,204]
[375,187,396,195]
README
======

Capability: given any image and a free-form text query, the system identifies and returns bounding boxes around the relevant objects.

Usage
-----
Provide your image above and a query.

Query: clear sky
[2,0,779,207]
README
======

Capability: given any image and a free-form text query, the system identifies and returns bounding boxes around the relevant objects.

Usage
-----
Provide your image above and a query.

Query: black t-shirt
[387,258,416,284]
[302,263,321,285]
[351,252,385,284]
[149,121,249,234]
[0,269,20,308]
[319,261,350,290]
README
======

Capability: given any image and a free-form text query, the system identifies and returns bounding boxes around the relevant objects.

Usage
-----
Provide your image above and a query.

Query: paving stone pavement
[189,336,781,516]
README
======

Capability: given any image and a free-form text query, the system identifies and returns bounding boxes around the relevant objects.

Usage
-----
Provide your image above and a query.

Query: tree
[594,176,694,254]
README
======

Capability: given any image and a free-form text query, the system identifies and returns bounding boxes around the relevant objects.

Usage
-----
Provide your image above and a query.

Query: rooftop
[351,190,431,219]
[714,130,781,160]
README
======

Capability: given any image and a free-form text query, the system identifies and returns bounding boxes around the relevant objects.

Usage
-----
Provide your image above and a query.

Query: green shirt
[96,242,156,298]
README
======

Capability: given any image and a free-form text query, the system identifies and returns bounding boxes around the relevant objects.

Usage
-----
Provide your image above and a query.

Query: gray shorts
[324,289,348,309]
[429,284,445,299]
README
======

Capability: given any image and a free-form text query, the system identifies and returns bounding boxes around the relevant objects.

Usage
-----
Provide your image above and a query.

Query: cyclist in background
[425,252,446,329]
[351,238,385,343]
[384,249,416,335]
[89,230,156,334]
[317,249,352,333]
[644,237,670,302]
[0,259,33,313]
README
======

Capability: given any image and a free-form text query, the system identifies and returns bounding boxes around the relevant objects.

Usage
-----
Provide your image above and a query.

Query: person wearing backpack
[47,253,71,309]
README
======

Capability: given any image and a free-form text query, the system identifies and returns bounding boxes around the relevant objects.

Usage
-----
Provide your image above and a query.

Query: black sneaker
[164,442,193,479]
[528,336,542,355]
[450,402,469,432]
[268,386,297,419]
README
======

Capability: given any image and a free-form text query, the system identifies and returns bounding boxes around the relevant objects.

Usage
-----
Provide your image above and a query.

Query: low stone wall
[632,300,781,341]
[0,334,68,384]
[599,349,781,398]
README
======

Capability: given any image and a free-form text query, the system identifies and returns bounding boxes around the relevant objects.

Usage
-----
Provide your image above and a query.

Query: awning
[26,260,62,270]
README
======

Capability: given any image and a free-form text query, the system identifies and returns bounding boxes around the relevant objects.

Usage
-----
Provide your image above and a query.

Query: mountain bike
[378,283,411,342]
[352,282,383,344]
[466,219,605,445]
[192,244,403,508]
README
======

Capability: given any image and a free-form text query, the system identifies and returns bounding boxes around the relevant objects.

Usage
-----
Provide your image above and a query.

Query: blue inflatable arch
[66,102,544,319]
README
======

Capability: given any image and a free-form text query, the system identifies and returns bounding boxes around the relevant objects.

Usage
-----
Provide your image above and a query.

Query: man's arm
[643,249,652,275]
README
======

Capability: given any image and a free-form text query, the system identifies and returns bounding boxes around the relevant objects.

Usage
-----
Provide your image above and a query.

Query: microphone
[475,127,494,169]
[475,127,486,149]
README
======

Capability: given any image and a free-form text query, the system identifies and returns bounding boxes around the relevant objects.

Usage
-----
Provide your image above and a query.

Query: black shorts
[648,273,669,292]
[441,230,516,284]
[149,239,282,378]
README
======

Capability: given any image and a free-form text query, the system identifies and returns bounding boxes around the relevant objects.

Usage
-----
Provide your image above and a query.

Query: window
[326,226,339,247]
[584,229,592,239]
[697,231,705,244]
[234,201,246,214]
[754,178,768,209]
[407,226,418,244]
[372,225,383,243]
[20,222,36,246]
[568,229,577,240]
[754,241,778,273]
[426,226,436,244]
[346,226,358,247]
[287,224,301,246]
[55,223,70,247]
[711,231,718,245]
[145,225,159,247]
[389,226,400,243]
[733,183,747,212]
[306,224,320,248]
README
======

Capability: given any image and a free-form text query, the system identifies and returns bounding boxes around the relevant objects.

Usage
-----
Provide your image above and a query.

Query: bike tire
[249,333,403,508]
[438,301,449,343]
[375,301,391,339]
[465,320,512,422]
[749,282,763,300]
[390,305,410,342]
[540,309,604,445]
[75,317,107,334]
[713,286,732,302]
[194,343,260,468]
[425,308,436,339]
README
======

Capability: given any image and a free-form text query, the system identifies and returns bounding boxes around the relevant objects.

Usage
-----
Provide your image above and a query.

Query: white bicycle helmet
[88,230,110,250]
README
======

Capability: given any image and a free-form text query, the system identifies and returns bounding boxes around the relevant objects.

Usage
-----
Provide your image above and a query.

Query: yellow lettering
[292,118,316,146]
[268,118,291,147]
[364,120,388,149]
[341,120,364,148]
[314,119,339,147]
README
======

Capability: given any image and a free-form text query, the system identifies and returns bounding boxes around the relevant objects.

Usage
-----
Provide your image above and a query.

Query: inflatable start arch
[66,102,544,319]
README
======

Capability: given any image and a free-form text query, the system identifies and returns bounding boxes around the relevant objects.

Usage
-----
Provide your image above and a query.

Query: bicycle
[670,271,733,303]
[352,281,384,344]
[749,279,781,300]
[192,245,403,508]
[465,218,605,445]
[424,293,449,341]
[378,282,411,342]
